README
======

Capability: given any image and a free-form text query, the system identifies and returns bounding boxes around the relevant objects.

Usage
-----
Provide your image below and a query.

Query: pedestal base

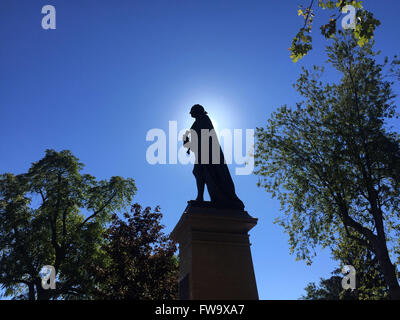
[170,203,258,300]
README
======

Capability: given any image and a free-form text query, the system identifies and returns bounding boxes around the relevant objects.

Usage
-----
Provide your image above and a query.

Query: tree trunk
[28,283,35,300]
[35,279,51,300]
[374,240,400,299]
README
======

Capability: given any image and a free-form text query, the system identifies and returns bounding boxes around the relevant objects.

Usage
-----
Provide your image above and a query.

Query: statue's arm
[184,123,198,154]
[183,130,191,154]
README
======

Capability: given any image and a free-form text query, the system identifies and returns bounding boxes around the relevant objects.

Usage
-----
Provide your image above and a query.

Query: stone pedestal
[170,202,258,300]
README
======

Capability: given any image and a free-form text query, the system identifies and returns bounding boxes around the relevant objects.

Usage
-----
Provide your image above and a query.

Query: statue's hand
[183,131,190,147]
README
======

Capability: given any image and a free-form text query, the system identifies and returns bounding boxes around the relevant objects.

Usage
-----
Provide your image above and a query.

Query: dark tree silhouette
[88,203,178,300]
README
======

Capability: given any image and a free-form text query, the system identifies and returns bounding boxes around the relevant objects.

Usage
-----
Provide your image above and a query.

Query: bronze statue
[183,104,244,210]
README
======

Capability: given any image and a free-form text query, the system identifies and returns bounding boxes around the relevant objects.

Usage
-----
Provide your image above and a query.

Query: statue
[183,104,244,210]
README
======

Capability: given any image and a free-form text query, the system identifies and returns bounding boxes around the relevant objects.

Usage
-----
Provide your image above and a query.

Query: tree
[290,0,380,62]
[302,231,388,300]
[88,203,178,299]
[302,275,349,300]
[0,149,136,299]
[331,231,388,299]
[255,33,400,298]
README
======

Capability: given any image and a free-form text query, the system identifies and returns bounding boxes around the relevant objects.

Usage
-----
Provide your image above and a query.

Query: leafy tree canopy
[0,149,136,299]
[290,0,380,62]
[255,32,400,298]
[302,230,388,300]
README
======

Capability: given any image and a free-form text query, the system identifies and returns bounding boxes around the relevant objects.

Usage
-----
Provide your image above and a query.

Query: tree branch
[81,192,117,227]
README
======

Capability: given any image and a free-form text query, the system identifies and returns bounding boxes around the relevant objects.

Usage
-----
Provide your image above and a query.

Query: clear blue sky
[0,0,399,299]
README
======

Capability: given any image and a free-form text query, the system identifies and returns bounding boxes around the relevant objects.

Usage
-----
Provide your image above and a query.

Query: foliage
[88,203,178,300]
[0,149,137,299]
[302,276,349,300]
[255,33,400,298]
[302,230,388,300]
[290,0,380,62]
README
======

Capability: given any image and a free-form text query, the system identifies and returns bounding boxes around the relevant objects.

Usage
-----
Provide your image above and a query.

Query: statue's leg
[193,164,205,202]
[196,178,205,202]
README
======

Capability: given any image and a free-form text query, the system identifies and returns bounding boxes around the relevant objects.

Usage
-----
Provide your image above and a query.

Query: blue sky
[0,0,399,299]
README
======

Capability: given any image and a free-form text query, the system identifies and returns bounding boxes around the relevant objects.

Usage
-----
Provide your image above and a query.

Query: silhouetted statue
[183,104,244,210]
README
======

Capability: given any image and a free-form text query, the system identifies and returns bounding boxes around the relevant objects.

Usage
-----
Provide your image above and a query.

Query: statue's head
[190,104,208,118]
